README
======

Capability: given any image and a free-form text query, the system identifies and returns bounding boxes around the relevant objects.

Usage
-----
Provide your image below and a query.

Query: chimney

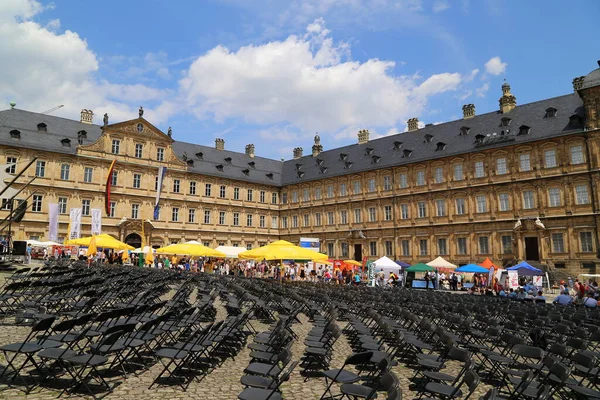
[573,76,585,92]
[80,109,93,124]
[357,129,370,144]
[462,104,475,119]
[499,80,517,113]
[245,144,255,158]
[293,147,303,159]
[407,117,419,132]
[215,138,225,150]
[312,133,323,157]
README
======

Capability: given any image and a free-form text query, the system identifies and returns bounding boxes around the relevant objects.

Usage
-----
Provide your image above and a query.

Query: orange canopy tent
[479,258,499,270]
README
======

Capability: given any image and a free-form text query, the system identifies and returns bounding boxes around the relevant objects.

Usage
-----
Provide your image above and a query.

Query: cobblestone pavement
[0,271,497,399]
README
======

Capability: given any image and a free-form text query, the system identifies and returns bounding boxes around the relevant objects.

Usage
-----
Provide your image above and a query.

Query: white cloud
[465,68,478,82]
[457,90,472,101]
[476,82,490,97]
[45,18,60,31]
[432,0,450,13]
[180,18,462,135]
[484,56,507,76]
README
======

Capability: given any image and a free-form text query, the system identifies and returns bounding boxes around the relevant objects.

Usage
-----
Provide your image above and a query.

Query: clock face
[136,123,143,133]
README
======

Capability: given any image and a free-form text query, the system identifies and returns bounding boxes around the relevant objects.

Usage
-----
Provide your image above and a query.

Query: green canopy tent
[406,263,435,272]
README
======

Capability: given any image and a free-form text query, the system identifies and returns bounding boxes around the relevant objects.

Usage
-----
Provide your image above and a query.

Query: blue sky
[1,0,599,159]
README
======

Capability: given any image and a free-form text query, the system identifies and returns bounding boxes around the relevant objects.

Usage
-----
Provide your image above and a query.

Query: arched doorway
[124,233,142,249]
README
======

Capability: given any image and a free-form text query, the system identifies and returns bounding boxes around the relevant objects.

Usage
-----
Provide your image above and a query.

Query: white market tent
[131,246,153,254]
[215,246,248,258]
[27,240,62,247]
[372,256,403,278]
[427,256,457,269]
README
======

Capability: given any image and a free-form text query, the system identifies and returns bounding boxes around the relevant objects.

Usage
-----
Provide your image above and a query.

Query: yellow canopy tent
[66,234,134,250]
[238,240,329,261]
[343,260,363,267]
[155,241,226,258]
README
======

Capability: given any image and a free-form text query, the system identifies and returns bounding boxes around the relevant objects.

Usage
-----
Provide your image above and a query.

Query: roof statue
[167,127,172,137]
[139,106,144,118]
[103,113,108,126]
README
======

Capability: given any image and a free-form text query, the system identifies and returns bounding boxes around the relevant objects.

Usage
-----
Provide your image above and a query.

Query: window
[383,176,392,191]
[246,243,253,250]
[131,204,139,219]
[416,170,425,186]
[271,193,277,204]
[354,209,362,223]
[340,210,348,224]
[401,240,410,256]
[314,213,321,226]
[455,198,465,215]
[522,190,535,209]
[326,185,334,198]
[155,177,158,191]
[35,160,46,177]
[260,191,265,203]
[570,145,584,165]
[292,215,298,228]
[234,188,240,200]
[398,173,408,188]
[111,170,118,186]
[135,143,143,158]
[552,233,564,253]
[501,235,512,254]
[327,212,335,225]
[384,205,392,221]
[498,193,510,211]
[111,139,120,154]
[260,215,266,228]
[368,207,376,222]
[496,158,507,175]
[302,188,309,201]
[400,204,409,219]
[80,199,90,216]
[219,211,225,225]
[247,189,253,201]
[476,195,487,213]
[474,161,485,178]
[340,183,347,196]
[544,149,557,168]
[417,201,427,218]
[328,243,335,257]
[232,212,239,226]
[575,185,590,205]
[108,201,116,218]
[353,181,361,194]
[204,210,211,224]
[548,188,561,207]
[219,185,226,198]
[314,187,321,200]
[369,241,377,256]
[188,181,196,195]
[281,216,288,228]
[171,207,179,222]
[519,153,531,171]
[247,214,253,227]
[6,157,17,174]
[173,179,180,193]
[188,208,195,223]
[83,167,93,183]
[453,164,463,181]
[58,197,67,214]
[437,238,447,255]
[60,164,70,180]
[303,214,309,227]
[457,238,467,255]
[133,173,141,188]
[204,183,211,197]
[435,200,446,217]
[385,241,393,256]
[434,167,444,184]
[580,232,593,252]
[31,194,43,212]
[478,236,489,254]
[419,239,428,256]
[156,147,164,161]
[291,191,298,203]
[368,178,376,193]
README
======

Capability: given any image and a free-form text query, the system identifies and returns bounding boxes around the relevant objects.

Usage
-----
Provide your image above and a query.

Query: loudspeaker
[13,240,27,256]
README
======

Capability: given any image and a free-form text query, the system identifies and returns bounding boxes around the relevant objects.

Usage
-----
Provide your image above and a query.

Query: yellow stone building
[1,60,600,275]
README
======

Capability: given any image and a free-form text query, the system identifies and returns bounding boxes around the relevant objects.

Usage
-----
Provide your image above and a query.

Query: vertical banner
[69,208,82,239]
[48,203,59,242]
[153,166,167,220]
[507,270,519,289]
[91,208,102,235]
[105,160,116,215]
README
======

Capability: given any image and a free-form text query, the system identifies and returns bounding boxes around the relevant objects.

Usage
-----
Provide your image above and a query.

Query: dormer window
[248,161,255,169]
[216,164,224,171]
[319,166,328,174]
[9,130,20,140]
[402,149,412,158]
[365,148,374,155]
[295,163,302,171]
[424,134,433,143]
[500,117,511,127]
[545,107,557,118]
[186,159,194,167]
[459,126,470,136]
[195,152,203,159]
[37,123,47,132]
[436,142,446,151]
[339,153,348,161]
[61,138,71,147]
[316,158,324,166]
[266,173,274,180]
[224,157,232,164]
[297,171,305,178]
[371,155,381,164]
[569,114,583,127]
[393,141,403,150]
[344,161,353,169]
[242,169,250,176]
[77,130,87,145]
[475,134,485,144]
[518,125,530,136]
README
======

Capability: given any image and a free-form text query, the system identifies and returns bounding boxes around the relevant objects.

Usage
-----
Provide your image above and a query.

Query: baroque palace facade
[0,61,600,274]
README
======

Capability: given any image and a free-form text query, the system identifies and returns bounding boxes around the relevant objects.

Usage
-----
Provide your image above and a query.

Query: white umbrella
[131,246,152,254]
[38,241,62,247]
[215,245,247,258]
[426,256,457,269]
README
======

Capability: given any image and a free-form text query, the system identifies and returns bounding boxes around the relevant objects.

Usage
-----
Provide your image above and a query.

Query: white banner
[507,270,519,290]
[91,208,102,235]
[153,166,167,220]
[48,203,58,242]
[69,208,82,240]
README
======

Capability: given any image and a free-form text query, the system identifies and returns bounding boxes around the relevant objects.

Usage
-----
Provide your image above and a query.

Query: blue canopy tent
[507,261,543,276]
[455,264,489,273]
[395,260,411,268]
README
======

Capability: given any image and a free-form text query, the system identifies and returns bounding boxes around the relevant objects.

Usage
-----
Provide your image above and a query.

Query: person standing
[25,243,32,264]
[424,272,430,290]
